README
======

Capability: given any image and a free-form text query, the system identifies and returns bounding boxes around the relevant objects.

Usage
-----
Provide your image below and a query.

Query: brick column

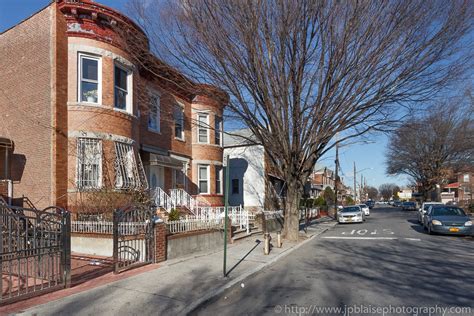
[154,222,167,263]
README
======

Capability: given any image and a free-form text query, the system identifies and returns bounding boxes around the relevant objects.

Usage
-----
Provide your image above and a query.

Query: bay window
[77,138,102,189]
[198,164,209,194]
[198,113,209,143]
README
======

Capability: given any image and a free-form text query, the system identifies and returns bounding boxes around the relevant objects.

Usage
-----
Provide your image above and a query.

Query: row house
[306,166,335,199]
[442,171,474,205]
[0,0,226,212]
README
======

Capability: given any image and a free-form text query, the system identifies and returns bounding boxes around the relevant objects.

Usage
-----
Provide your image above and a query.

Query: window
[197,113,209,143]
[79,54,100,103]
[215,165,222,195]
[77,138,102,189]
[463,174,470,183]
[148,94,160,132]
[215,116,223,146]
[198,165,209,194]
[115,142,140,189]
[232,179,239,195]
[114,65,132,112]
[174,105,184,140]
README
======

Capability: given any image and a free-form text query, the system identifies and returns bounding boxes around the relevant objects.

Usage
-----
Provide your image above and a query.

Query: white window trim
[215,165,223,195]
[215,115,223,146]
[148,93,161,133]
[174,104,185,141]
[198,164,210,194]
[78,53,102,104]
[197,113,210,144]
[114,63,133,114]
[76,138,103,190]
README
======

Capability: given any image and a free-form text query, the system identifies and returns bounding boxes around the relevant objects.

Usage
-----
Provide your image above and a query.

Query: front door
[148,165,165,190]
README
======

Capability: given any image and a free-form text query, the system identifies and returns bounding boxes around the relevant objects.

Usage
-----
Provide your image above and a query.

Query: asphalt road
[193,206,474,316]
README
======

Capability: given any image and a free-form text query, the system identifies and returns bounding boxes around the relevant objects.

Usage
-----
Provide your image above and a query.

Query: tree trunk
[282,182,300,241]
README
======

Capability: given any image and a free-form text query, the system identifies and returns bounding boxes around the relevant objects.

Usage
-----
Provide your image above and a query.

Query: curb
[182,221,337,315]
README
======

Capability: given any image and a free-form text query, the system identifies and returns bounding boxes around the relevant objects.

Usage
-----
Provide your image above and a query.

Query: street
[193,206,474,315]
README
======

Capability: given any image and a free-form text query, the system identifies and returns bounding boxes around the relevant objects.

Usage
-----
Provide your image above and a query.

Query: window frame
[78,53,102,104]
[114,63,133,114]
[76,138,102,190]
[215,165,223,195]
[197,113,210,144]
[215,115,223,146]
[198,164,210,194]
[174,104,185,141]
[148,93,161,133]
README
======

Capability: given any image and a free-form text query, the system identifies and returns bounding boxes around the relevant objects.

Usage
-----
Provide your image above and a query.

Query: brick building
[0,0,226,211]
[306,166,335,198]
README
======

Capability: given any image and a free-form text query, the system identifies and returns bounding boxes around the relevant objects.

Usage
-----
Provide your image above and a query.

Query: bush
[314,196,327,206]
[168,208,181,221]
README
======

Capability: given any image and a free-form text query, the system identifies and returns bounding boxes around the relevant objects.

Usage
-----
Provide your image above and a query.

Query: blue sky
[0,0,408,190]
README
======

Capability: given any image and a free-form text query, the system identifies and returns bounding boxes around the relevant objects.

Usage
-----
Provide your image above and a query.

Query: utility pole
[353,162,356,202]
[223,155,230,277]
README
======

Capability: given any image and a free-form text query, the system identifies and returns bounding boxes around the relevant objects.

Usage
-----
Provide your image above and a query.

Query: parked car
[366,200,375,209]
[358,204,370,216]
[393,200,402,207]
[338,206,365,224]
[423,205,472,236]
[417,202,443,224]
[401,201,416,211]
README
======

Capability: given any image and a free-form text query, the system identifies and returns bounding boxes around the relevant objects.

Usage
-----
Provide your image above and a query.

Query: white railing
[167,217,223,234]
[169,189,211,215]
[262,210,284,219]
[71,221,148,235]
[153,187,174,213]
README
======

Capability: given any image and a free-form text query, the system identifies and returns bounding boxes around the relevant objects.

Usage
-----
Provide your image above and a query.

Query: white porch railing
[194,205,253,234]
[152,187,174,213]
[169,189,211,215]
[71,221,147,235]
[167,216,223,234]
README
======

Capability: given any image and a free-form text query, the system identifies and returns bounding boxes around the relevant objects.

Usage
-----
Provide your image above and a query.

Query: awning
[444,182,459,189]
[149,153,184,170]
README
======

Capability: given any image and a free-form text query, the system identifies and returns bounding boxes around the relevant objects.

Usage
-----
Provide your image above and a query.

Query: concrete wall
[71,235,113,257]
[224,145,266,209]
[167,230,224,260]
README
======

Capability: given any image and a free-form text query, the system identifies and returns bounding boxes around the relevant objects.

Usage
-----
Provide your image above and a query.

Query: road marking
[322,236,398,240]
[404,238,421,241]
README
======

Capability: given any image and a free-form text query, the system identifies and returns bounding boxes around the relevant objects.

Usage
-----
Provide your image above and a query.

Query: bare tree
[379,183,401,201]
[125,0,473,240]
[386,100,474,201]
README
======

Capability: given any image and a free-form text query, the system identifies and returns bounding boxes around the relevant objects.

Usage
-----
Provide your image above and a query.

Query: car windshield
[432,207,466,217]
[341,207,360,213]
[359,204,367,208]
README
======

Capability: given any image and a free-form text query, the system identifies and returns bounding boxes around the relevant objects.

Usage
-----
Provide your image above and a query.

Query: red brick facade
[0,0,226,211]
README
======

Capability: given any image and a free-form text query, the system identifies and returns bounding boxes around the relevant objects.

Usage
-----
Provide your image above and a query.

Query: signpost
[223,155,230,277]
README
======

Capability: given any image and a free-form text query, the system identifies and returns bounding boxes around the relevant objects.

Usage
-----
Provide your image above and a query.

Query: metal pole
[353,162,356,202]
[334,142,339,210]
[223,155,230,277]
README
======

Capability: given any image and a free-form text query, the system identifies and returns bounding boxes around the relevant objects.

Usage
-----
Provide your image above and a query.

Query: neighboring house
[0,0,226,211]
[398,188,413,200]
[306,165,335,198]
[223,129,285,211]
[442,171,474,205]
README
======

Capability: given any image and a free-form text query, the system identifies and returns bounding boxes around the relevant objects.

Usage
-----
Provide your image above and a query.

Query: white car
[358,204,370,216]
[417,202,443,224]
[338,206,365,223]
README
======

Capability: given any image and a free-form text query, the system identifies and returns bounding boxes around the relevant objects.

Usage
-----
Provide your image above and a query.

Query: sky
[0,0,409,190]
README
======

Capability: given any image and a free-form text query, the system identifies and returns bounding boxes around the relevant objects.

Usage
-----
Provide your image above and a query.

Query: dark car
[393,200,402,207]
[401,201,416,211]
[366,200,375,209]
[424,205,472,236]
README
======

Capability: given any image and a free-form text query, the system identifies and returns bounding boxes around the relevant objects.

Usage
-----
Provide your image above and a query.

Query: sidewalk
[6,218,336,316]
